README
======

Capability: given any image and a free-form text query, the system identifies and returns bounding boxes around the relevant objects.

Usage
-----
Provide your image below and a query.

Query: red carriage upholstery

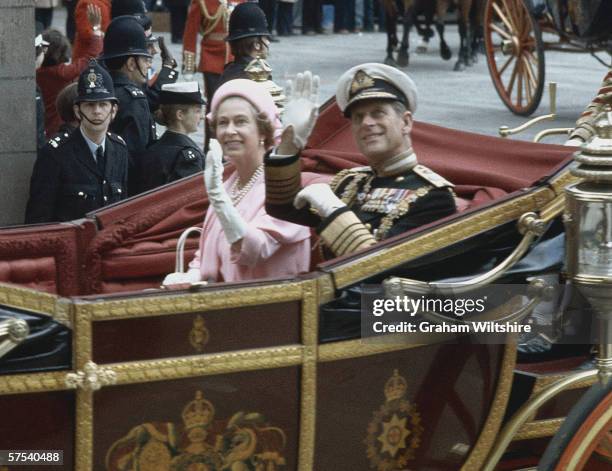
[0,221,96,296]
[0,99,575,296]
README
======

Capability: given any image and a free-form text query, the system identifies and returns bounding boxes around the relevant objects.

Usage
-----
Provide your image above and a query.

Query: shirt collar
[80,127,106,158]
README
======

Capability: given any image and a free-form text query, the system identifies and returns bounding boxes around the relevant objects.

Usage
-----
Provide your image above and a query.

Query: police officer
[219,3,272,87]
[25,60,129,224]
[101,16,156,161]
[134,82,205,194]
[265,63,457,258]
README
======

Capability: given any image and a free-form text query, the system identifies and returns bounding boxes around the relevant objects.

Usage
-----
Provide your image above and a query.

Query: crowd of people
[29,0,459,286]
[39,0,388,45]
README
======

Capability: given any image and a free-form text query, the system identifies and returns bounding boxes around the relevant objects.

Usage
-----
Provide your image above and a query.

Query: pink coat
[190,171,311,282]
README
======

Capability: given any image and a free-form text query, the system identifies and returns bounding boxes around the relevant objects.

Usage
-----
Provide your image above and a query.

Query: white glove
[294,183,346,218]
[282,71,320,149]
[162,267,202,286]
[204,149,248,244]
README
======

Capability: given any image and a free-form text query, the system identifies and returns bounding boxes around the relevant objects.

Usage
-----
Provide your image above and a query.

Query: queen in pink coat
[163,79,311,285]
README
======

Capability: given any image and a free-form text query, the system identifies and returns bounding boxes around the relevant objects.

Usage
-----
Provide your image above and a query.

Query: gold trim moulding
[107,345,305,385]
[549,169,580,196]
[0,283,72,328]
[318,336,425,362]
[531,373,596,395]
[513,418,564,441]
[78,282,306,322]
[332,186,556,289]
[0,370,72,395]
[460,343,517,470]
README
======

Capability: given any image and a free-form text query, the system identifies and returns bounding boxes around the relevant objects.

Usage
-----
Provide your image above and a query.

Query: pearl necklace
[229,164,264,205]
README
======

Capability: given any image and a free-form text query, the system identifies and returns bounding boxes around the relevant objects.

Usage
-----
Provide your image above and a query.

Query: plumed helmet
[100,15,152,61]
[226,3,270,42]
[111,0,146,18]
[75,60,118,103]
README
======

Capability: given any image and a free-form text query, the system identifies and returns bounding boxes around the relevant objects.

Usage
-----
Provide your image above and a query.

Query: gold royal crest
[106,390,287,471]
[365,370,423,470]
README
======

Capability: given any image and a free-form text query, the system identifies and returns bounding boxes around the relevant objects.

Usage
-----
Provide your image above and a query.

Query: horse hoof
[440,43,452,61]
[397,51,409,68]
[453,61,465,72]
[384,57,398,67]
[416,39,428,54]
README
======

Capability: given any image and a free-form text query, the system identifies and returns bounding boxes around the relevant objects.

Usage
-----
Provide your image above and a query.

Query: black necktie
[96,146,106,175]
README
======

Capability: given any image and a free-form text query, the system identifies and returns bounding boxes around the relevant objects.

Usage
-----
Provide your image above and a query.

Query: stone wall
[0,0,35,227]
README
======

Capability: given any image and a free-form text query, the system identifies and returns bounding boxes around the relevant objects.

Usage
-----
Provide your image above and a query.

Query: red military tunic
[182,0,245,76]
[72,0,111,61]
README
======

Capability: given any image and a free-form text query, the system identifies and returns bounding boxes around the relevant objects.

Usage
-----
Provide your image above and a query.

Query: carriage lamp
[565,108,612,381]
[244,57,286,112]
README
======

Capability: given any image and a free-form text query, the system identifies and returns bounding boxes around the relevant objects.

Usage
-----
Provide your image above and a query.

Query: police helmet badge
[87,71,99,89]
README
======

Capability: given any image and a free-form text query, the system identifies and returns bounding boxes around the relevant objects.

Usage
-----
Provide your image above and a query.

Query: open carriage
[484,0,612,115]
[0,97,609,470]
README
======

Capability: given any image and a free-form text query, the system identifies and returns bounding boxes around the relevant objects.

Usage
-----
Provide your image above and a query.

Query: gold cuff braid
[183,51,196,75]
[320,210,377,257]
[265,159,302,205]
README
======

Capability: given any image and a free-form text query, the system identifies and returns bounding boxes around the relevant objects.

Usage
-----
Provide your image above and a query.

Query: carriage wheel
[484,0,545,116]
[538,380,612,470]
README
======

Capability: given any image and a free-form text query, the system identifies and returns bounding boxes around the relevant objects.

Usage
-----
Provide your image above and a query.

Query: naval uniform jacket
[133,130,204,194]
[25,129,129,224]
[265,152,457,258]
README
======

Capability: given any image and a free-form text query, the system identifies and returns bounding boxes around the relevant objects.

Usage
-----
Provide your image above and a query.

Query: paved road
[54,11,607,145]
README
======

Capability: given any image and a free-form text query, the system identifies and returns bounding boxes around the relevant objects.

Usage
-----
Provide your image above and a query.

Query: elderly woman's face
[215,97,262,162]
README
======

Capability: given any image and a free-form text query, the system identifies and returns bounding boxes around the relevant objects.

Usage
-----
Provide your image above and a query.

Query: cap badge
[350,70,375,94]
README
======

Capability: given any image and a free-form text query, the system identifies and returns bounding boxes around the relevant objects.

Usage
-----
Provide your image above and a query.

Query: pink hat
[207,79,282,144]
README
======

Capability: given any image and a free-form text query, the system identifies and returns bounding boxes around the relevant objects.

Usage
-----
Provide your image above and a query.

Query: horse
[382,0,484,71]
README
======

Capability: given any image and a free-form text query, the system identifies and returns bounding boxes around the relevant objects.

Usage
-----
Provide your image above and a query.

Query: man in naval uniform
[265,63,457,258]
[25,60,129,224]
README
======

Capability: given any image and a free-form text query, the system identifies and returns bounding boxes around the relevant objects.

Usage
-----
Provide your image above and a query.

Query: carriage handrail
[384,195,565,296]
[533,127,572,143]
[481,368,598,471]
[499,82,557,137]
[403,278,554,329]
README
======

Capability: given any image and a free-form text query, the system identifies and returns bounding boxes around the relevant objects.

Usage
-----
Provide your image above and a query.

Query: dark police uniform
[101,16,158,194]
[25,130,128,224]
[110,70,157,156]
[134,131,204,194]
[146,65,179,112]
[219,56,255,85]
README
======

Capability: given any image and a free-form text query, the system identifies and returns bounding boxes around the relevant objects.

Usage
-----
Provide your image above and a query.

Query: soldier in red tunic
[182,0,245,104]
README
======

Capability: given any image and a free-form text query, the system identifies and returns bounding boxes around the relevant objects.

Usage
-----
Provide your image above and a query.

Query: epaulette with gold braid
[329,166,371,192]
